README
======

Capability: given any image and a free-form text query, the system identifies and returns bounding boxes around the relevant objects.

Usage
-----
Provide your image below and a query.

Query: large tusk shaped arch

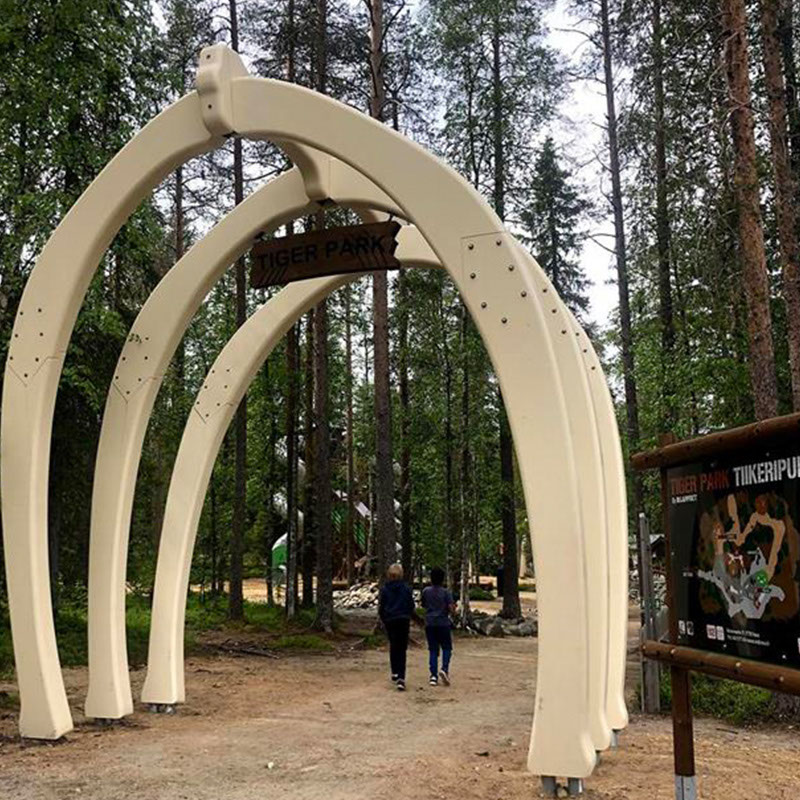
[209,54,604,776]
[140,223,622,762]
[141,227,435,706]
[85,169,315,720]
[2,93,223,740]
[83,148,622,744]
[0,42,613,779]
[85,150,407,721]
[85,150,620,751]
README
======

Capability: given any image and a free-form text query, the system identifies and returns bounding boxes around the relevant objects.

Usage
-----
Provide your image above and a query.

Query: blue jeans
[425,625,452,676]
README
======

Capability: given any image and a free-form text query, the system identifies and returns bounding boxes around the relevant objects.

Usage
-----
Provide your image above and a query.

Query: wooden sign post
[633,413,800,800]
[250,220,402,288]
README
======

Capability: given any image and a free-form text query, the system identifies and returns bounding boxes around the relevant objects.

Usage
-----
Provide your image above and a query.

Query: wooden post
[670,665,696,799]
[661,450,696,800]
[638,513,661,713]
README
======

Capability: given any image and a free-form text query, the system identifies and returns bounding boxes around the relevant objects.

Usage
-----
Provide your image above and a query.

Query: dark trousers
[385,617,410,679]
[425,625,453,676]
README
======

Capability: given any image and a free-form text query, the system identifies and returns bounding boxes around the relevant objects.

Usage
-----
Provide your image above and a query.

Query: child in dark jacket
[378,563,415,691]
[421,566,455,686]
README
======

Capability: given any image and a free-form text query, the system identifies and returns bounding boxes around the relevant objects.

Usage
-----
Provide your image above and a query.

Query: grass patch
[660,670,773,725]
[0,592,326,676]
[271,634,333,651]
[469,587,494,601]
[359,632,385,648]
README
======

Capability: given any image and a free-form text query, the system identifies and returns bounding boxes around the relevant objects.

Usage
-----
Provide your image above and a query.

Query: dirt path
[2,626,800,800]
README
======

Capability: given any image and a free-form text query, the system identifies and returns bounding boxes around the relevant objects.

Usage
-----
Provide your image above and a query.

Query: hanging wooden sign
[250,220,402,288]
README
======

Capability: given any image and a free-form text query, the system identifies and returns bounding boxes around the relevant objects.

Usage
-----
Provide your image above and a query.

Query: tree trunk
[286,319,300,616]
[440,282,457,593]
[287,0,297,83]
[302,309,316,607]
[366,468,375,574]
[721,0,779,419]
[264,359,277,608]
[368,0,387,121]
[398,269,412,583]
[491,14,521,619]
[229,0,246,620]
[391,100,413,585]
[599,0,645,544]
[310,0,333,630]
[368,0,395,582]
[313,289,332,628]
[345,287,357,586]
[313,218,333,630]
[761,0,800,410]
[284,0,299,617]
[653,0,676,427]
[778,0,800,205]
[498,400,520,618]
[459,303,472,625]
[210,476,219,596]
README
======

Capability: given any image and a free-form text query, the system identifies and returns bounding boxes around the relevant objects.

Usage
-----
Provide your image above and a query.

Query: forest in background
[1,0,800,651]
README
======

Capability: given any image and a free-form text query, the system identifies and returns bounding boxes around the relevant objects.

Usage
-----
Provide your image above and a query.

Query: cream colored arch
[2,92,222,741]
[85,147,624,746]
[214,55,607,775]
[141,228,434,705]
[140,231,626,751]
[0,43,617,778]
[130,207,616,766]
[85,169,312,720]
[85,154,405,722]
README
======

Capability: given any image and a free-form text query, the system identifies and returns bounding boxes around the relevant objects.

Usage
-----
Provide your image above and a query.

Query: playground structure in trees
[1,45,628,793]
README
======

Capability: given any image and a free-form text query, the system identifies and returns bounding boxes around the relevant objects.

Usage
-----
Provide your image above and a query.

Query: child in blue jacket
[378,563,415,691]
[421,566,455,686]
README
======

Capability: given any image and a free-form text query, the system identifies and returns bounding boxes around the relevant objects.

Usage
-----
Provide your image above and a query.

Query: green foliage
[660,671,773,725]
[0,611,12,678]
[468,587,494,601]
[420,0,563,204]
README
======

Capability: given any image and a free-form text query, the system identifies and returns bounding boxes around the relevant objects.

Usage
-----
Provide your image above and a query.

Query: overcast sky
[156,0,619,327]
[545,0,618,328]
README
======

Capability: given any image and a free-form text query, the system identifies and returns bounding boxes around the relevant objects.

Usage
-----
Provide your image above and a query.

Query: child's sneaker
[396,679,406,691]
[391,674,399,683]
[429,675,438,686]
[439,670,450,685]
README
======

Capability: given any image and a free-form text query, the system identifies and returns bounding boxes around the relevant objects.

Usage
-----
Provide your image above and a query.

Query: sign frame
[632,414,800,800]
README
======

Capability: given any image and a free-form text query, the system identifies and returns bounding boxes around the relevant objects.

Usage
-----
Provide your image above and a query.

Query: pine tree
[521,137,591,322]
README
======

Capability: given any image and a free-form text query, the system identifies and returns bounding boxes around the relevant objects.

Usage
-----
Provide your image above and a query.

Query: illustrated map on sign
[697,493,788,620]
[668,451,800,667]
